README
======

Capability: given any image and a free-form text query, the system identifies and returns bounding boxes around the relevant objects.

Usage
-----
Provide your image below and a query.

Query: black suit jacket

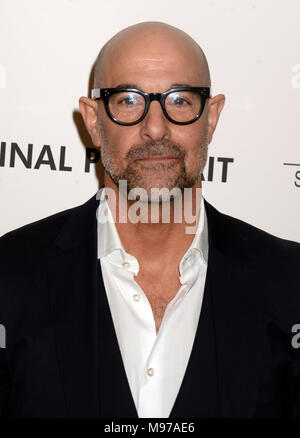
[0,190,300,418]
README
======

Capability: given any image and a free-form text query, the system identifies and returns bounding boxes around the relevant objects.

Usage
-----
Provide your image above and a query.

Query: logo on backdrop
[0,141,234,183]
[283,162,300,187]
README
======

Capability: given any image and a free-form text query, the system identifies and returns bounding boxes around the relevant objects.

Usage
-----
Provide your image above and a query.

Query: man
[0,21,300,418]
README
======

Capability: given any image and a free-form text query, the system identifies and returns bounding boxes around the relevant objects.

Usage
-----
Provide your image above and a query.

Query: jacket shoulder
[0,192,98,256]
[204,199,300,259]
[1,205,74,251]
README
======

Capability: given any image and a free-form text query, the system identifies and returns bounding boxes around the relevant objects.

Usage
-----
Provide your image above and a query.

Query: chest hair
[134,274,181,333]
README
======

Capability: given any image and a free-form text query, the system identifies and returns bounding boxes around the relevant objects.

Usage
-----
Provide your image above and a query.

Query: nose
[140,100,170,142]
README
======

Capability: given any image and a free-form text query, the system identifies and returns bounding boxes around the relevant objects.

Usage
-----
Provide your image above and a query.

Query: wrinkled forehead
[98,30,207,89]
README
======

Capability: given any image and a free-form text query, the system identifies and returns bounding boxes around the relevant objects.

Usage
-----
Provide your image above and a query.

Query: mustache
[125,140,186,161]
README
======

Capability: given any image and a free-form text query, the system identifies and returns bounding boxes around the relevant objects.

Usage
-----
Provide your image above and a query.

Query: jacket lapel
[45,193,100,417]
[46,191,138,417]
[202,200,264,417]
[171,200,264,417]
[97,261,138,417]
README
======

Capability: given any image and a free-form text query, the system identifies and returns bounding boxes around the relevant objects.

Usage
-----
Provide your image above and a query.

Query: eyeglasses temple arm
[91,89,101,100]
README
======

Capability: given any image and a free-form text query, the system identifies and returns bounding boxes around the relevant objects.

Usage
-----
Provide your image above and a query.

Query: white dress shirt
[97,186,209,418]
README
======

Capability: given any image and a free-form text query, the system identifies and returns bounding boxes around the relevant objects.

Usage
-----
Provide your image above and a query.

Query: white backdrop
[0,0,299,242]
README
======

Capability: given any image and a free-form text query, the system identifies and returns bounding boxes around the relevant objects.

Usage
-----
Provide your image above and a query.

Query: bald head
[93,21,211,89]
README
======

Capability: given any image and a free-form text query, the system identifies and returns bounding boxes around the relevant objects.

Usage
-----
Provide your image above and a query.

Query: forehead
[100,33,204,89]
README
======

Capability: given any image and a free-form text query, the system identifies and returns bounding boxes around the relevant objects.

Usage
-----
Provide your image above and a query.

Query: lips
[136,156,178,161]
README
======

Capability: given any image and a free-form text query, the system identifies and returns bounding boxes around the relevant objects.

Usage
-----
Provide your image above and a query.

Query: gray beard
[99,132,209,199]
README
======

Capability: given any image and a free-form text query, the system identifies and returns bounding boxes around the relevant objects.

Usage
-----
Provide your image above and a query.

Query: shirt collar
[97,186,208,288]
[97,186,125,259]
[177,192,208,289]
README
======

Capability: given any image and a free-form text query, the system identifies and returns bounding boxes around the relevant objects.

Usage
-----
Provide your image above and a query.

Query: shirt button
[133,294,140,302]
[122,261,131,270]
[147,368,155,377]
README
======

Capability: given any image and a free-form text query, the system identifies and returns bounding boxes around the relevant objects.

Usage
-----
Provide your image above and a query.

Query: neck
[102,175,203,269]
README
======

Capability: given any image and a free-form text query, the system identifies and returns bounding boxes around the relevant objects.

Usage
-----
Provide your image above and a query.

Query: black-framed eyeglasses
[91,87,210,126]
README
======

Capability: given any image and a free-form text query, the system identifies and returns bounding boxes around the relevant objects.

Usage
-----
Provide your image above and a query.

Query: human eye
[170,93,191,106]
[118,95,136,105]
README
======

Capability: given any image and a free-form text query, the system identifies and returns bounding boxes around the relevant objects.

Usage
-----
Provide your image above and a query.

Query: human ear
[79,96,101,147]
[207,94,225,144]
